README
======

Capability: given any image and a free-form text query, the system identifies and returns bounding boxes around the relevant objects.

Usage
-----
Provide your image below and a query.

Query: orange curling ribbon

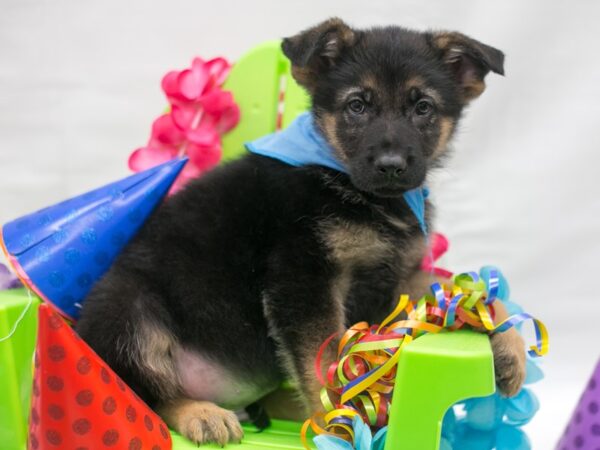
[301,271,549,449]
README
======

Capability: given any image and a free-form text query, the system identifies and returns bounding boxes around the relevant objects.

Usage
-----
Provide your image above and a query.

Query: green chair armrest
[384,330,495,450]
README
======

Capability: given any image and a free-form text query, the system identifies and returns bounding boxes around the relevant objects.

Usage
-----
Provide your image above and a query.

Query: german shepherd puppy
[77,18,526,446]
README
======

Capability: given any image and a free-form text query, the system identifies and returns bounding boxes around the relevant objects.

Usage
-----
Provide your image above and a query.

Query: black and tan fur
[76,19,525,446]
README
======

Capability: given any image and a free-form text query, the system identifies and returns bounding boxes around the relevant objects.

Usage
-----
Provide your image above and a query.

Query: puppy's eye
[348,99,366,115]
[415,99,433,116]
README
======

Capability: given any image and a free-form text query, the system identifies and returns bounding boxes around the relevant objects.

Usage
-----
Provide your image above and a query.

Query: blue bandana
[245,112,428,234]
[245,112,345,172]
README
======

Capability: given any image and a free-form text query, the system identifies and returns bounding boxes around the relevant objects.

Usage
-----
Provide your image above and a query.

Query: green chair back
[221,40,309,161]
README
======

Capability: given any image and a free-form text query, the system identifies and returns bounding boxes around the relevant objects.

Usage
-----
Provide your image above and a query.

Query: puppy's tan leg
[263,307,343,415]
[404,270,526,397]
[299,333,342,413]
[489,301,526,397]
[158,399,243,446]
[261,241,348,416]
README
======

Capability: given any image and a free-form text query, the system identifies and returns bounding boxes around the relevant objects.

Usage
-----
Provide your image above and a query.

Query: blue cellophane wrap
[441,266,542,450]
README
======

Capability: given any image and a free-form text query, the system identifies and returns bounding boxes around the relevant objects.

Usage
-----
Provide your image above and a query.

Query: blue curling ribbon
[431,282,447,309]
[331,416,354,427]
[485,270,499,305]
[480,265,510,301]
[444,293,464,327]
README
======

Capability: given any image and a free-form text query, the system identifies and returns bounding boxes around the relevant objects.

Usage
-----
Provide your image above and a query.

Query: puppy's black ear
[429,31,505,102]
[282,18,356,91]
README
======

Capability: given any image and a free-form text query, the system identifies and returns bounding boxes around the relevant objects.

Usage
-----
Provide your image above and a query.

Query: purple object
[556,359,600,449]
[0,262,21,290]
[0,157,187,319]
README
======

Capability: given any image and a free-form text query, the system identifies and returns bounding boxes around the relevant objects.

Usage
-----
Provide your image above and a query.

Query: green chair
[0,40,495,450]
[0,289,40,450]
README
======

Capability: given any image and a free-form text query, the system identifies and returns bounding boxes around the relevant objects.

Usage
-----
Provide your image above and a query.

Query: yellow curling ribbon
[301,271,550,449]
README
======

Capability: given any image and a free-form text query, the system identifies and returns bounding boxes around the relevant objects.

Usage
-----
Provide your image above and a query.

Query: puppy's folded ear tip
[281,35,308,67]
[483,45,506,76]
[489,58,505,76]
[281,18,356,87]
[281,37,292,56]
[431,31,505,75]
[430,31,506,101]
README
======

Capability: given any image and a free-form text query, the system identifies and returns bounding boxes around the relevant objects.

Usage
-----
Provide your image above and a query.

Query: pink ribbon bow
[129,57,240,192]
[421,232,454,278]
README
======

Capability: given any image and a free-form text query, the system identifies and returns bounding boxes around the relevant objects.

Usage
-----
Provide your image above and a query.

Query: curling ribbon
[301,269,549,449]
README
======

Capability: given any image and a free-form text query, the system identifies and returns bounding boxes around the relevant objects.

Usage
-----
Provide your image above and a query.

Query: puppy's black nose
[374,154,408,178]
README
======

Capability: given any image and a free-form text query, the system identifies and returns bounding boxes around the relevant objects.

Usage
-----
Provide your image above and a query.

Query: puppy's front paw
[159,399,243,446]
[490,331,526,397]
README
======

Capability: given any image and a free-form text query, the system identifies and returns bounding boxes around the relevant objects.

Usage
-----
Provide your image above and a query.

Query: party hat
[29,303,172,450]
[0,158,187,320]
[556,359,600,449]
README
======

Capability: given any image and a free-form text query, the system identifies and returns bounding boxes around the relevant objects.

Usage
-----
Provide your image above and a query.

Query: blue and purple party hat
[0,158,187,320]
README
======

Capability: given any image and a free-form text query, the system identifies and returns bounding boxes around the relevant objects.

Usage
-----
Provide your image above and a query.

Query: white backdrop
[1,1,599,448]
